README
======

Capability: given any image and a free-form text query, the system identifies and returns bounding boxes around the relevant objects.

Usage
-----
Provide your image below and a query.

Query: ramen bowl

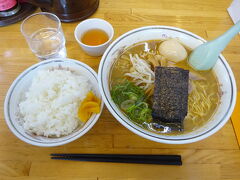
[98,26,237,144]
[4,58,104,147]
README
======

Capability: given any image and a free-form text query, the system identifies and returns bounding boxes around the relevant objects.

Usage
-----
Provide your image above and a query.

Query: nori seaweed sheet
[152,67,189,131]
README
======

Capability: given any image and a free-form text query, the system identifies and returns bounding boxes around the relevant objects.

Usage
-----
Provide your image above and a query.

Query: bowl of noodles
[98,26,237,144]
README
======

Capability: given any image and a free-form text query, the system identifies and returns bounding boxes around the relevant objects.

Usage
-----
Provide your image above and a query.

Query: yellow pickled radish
[78,91,101,122]
[83,91,101,105]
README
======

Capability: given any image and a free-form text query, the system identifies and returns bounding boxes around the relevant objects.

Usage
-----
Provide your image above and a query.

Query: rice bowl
[4,58,103,147]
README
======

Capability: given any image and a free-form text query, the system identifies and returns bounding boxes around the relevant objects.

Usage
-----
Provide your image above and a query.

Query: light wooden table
[1,0,240,179]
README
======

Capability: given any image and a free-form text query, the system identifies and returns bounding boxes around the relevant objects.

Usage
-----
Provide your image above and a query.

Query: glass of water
[21,12,67,61]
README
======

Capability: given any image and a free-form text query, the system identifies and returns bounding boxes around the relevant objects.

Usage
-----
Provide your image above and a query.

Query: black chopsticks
[50,154,182,165]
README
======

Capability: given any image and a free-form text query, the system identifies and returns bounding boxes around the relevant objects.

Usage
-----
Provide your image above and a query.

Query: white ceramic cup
[74,18,114,56]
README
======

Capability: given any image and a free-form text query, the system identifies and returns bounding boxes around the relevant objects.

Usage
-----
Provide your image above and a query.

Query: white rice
[19,68,91,137]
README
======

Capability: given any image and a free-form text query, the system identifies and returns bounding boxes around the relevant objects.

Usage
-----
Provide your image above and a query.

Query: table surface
[1,0,240,179]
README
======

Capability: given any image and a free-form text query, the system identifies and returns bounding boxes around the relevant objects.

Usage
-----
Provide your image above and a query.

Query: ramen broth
[110,40,220,134]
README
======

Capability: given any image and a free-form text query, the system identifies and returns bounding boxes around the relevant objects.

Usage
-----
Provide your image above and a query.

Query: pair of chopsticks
[50,154,182,165]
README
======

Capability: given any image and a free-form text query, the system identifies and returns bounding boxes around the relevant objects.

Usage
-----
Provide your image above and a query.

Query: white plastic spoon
[188,20,240,71]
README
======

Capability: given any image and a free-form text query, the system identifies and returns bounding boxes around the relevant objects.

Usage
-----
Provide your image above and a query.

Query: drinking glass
[21,12,67,61]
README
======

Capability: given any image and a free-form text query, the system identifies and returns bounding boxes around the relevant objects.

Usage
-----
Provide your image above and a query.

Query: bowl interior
[5,59,103,146]
[99,26,236,143]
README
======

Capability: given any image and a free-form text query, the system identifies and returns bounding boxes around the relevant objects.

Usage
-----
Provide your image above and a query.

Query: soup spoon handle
[189,20,240,71]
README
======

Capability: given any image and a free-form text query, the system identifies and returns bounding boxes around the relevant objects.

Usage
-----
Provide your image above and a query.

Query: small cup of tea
[74,18,114,56]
